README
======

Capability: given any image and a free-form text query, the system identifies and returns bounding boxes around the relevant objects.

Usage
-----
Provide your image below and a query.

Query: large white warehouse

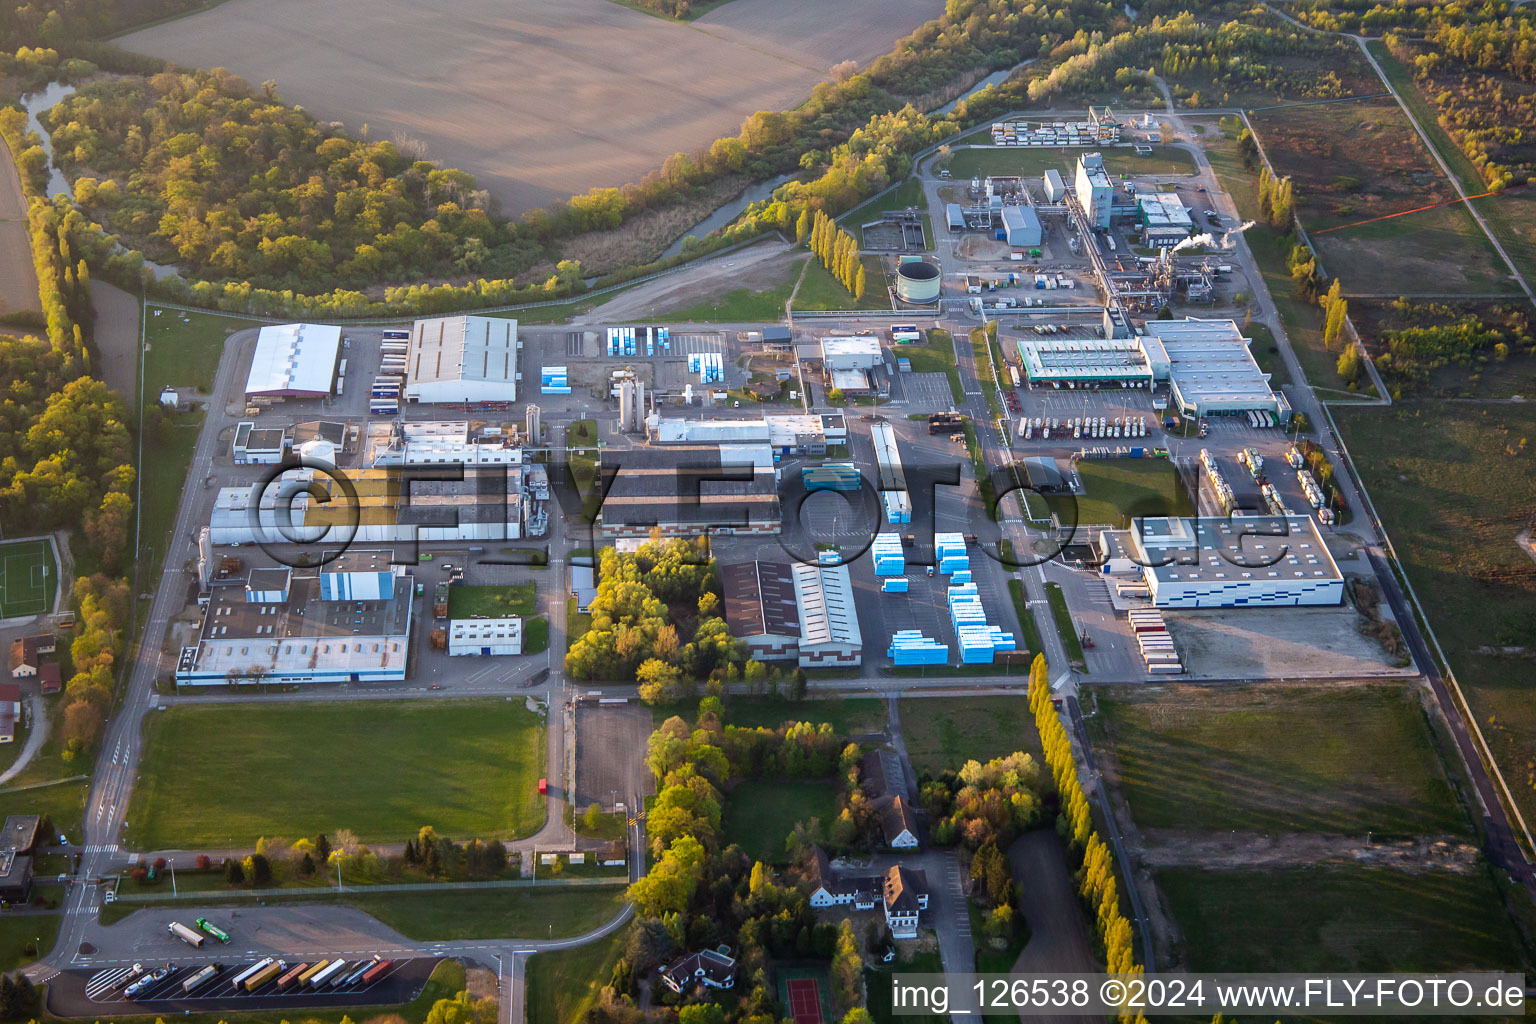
[244,323,341,398]
[1127,515,1343,608]
[404,316,518,404]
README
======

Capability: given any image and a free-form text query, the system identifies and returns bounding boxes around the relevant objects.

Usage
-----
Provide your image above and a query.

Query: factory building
[318,549,397,602]
[1124,515,1343,608]
[820,336,883,371]
[1043,169,1066,203]
[244,323,341,399]
[404,315,518,404]
[721,560,862,667]
[1015,336,1155,387]
[1075,153,1114,230]
[232,422,289,465]
[596,444,781,538]
[447,617,523,656]
[208,464,527,546]
[1138,194,1193,247]
[946,203,965,231]
[1140,318,1288,420]
[175,561,413,686]
[1001,206,1042,247]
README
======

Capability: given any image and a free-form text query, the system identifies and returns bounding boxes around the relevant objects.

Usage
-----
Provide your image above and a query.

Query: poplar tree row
[806,210,866,300]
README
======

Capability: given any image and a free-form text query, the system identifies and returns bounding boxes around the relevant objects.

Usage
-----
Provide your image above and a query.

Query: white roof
[653,418,771,444]
[1132,515,1342,585]
[792,562,861,651]
[245,323,340,396]
[448,617,523,642]
[821,336,882,359]
[830,368,871,391]
[1139,193,1193,230]
[407,316,518,391]
[1142,318,1274,409]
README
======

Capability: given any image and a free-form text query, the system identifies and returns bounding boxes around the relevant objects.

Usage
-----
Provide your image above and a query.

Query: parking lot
[573,701,653,812]
[891,371,955,412]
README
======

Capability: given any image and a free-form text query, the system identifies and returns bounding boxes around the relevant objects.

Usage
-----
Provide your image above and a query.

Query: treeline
[563,539,744,690]
[1,0,218,48]
[918,751,1048,848]
[1027,656,1146,1019]
[806,210,863,299]
[1373,302,1529,383]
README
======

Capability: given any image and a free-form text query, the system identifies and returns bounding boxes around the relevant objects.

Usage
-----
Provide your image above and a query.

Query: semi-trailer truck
[182,965,220,995]
[230,959,273,991]
[196,917,231,943]
[275,963,310,992]
[169,922,205,947]
[309,960,349,988]
[360,959,395,986]
[246,961,285,991]
[297,960,331,987]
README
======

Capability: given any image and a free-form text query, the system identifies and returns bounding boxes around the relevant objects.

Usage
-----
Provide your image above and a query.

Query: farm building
[596,445,781,538]
[1138,194,1193,247]
[244,323,341,399]
[175,563,413,686]
[447,617,522,656]
[404,315,518,404]
[1140,318,1287,420]
[1001,206,1042,247]
[1125,515,1343,608]
[1075,153,1113,230]
[720,559,862,667]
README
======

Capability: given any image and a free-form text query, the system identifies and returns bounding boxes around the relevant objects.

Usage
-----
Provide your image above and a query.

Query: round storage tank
[895,261,941,304]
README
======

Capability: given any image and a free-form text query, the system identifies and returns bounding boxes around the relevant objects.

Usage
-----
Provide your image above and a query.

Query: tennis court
[785,977,825,1024]
[0,537,58,619]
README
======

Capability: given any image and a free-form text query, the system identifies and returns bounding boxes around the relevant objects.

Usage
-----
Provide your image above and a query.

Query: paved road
[0,695,48,785]
[1008,830,1099,1024]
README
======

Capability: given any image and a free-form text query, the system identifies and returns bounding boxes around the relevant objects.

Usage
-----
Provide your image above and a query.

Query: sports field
[118,0,944,213]
[776,967,832,1024]
[0,537,58,619]
[125,700,547,848]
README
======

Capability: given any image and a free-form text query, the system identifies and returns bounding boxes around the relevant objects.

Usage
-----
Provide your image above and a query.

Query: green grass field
[794,254,892,311]
[939,145,1196,180]
[660,695,885,735]
[526,928,627,1024]
[1094,686,1468,835]
[1334,402,1536,831]
[125,700,546,848]
[722,778,838,862]
[446,583,536,619]
[0,537,56,619]
[0,780,86,844]
[1160,866,1528,972]
[900,329,964,404]
[1047,458,1193,529]
[899,697,1040,775]
[1045,583,1085,664]
[0,912,59,972]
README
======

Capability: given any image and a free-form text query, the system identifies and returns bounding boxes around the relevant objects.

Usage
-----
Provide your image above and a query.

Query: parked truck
[169,922,205,948]
[246,961,285,992]
[275,963,310,992]
[182,965,220,995]
[196,917,230,943]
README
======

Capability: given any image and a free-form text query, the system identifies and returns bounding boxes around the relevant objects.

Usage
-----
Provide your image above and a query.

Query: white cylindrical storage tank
[895,261,941,304]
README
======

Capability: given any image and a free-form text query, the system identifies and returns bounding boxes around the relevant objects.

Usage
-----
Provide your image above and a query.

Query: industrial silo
[895,261,941,304]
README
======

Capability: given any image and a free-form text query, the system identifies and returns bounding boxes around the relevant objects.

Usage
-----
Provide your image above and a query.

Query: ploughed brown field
[118,0,943,214]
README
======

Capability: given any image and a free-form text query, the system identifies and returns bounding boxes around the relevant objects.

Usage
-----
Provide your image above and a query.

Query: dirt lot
[118,0,944,214]
[0,137,40,318]
[1166,605,1411,680]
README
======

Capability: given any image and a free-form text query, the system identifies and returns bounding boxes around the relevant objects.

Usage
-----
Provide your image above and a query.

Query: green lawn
[899,697,1040,776]
[0,912,59,972]
[125,700,546,848]
[867,950,946,1024]
[722,778,838,862]
[1095,686,1468,835]
[1006,579,1045,660]
[940,145,1195,180]
[0,780,86,845]
[1160,866,1529,972]
[1047,458,1193,529]
[526,928,627,1024]
[794,254,891,312]
[446,583,536,618]
[1334,402,1536,832]
[1245,321,1289,388]
[1045,583,1085,665]
[524,616,550,655]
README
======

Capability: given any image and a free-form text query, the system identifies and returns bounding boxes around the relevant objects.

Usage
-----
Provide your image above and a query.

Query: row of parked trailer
[989,119,1119,146]
[1245,410,1278,428]
[113,953,394,1002]
[372,330,411,415]
[1128,609,1182,674]
[1019,416,1148,441]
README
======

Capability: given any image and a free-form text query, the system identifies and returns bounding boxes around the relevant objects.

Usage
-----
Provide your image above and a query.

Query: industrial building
[721,559,862,667]
[208,464,529,545]
[1015,336,1154,387]
[1138,194,1193,247]
[652,415,845,455]
[175,559,413,685]
[244,323,341,399]
[1001,206,1042,247]
[1075,153,1114,230]
[232,422,288,465]
[447,617,523,656]
[1123,515,1343,607]
[596,445,781,538]
[946,203,965,231]
[820,336,883,370]
[404,315,518,404]
[1043,169,1066,203]
[870,421,911,524]
[1141,318,1288,420]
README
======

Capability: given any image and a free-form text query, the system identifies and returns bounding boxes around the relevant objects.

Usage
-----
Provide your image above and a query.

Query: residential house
[659,950,737,994]
[804,847,879,911]
[7,635,52,679]
[882,865,930,939]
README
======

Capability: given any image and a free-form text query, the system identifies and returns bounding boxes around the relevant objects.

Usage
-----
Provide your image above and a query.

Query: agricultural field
[125,700,547,848]
[1091,685,1468,836]
[1158,866,1528,973]
[1333,402,1536,832]
[721,778,838,862]
[117,0,944,214]
[1248,99,1513,295]
[939,145,1195,181]
[1046,458,1193,530]
[898,696,1040,776]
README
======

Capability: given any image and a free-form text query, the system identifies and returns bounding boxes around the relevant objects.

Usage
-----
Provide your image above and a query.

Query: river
[19,81,181,282]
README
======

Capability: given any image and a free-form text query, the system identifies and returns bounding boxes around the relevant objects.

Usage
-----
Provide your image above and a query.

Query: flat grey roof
[1132,515,1342,584]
